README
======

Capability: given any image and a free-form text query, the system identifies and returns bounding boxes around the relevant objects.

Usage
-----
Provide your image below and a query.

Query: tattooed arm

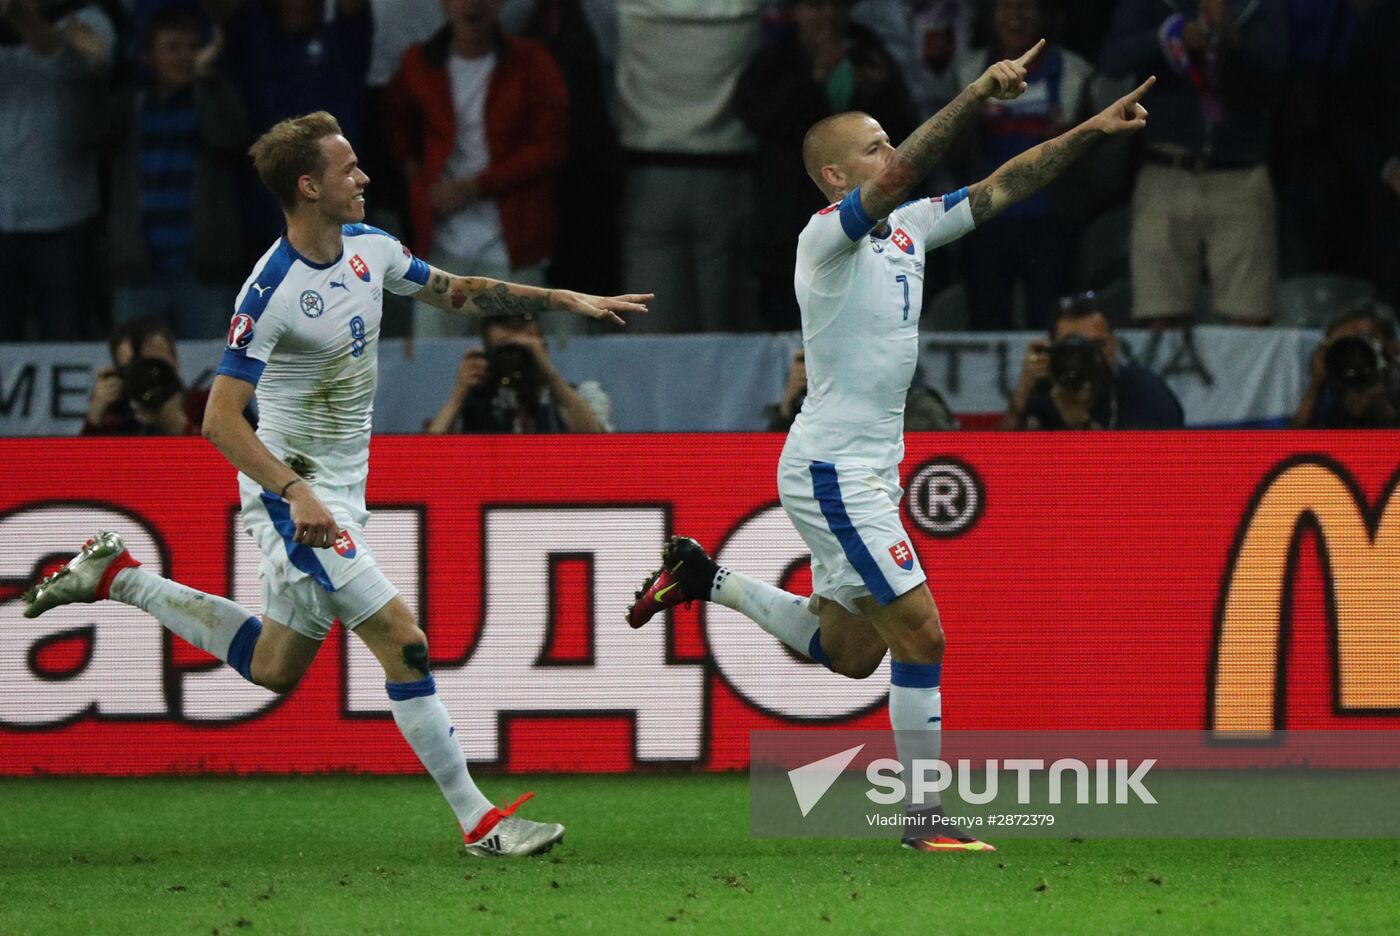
[415,266,652,327]
[859,40,1045,222]
[967,76,1156,226]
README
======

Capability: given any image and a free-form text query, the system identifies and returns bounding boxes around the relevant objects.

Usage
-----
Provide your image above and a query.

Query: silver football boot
[21,531,131,619]
[463,815,566,858]
[462,792,565,858]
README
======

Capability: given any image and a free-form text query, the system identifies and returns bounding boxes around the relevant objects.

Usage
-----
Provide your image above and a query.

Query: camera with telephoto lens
[486,344,537,390]
[1324,335,1387,392]
[121,357,183,414]
[1048,335,1109,394]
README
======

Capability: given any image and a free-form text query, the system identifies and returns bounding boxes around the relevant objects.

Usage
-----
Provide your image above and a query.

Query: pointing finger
[1013,38,1046,67]
[1125,74,1157,104]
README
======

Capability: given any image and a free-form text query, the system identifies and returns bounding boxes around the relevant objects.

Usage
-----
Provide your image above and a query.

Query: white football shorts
[777,456,927,613]
[238,474,398,640]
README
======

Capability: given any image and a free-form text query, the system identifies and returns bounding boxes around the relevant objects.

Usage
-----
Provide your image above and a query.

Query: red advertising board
[1,433,1397,775]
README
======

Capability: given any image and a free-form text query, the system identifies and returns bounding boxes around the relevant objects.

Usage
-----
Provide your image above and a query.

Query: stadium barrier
[1,432,1396,775]
[0,326,1315,435]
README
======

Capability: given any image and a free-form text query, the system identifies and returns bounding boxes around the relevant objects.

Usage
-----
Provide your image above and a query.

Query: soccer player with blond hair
[24,111,650,857]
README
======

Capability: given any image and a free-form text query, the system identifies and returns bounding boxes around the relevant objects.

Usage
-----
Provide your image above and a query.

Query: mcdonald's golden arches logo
[1210,456,1400,737]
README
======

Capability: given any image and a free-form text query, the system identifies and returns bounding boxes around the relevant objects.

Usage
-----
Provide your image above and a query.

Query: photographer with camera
[82,318,216,435]
[425,310,612,434]
[1001,292,1184,430]
[122,357,200,436]
[1293,307,1400,429]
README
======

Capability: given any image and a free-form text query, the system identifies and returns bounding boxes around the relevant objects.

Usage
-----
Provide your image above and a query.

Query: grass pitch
[2,775,1398,935]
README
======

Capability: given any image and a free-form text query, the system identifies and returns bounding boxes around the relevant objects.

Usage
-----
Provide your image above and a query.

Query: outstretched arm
[967,76,1155,226]
[859,39,1045,222]
[415,266,652,327]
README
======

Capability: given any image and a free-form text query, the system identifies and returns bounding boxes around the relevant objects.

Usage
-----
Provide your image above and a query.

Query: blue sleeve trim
[238,243,294,322]
[216,350,266,385]
[838,189,877,240]
[405,255,430,286]
[386,675,438,700]
[891,661,942,689]
[942,187,969,211]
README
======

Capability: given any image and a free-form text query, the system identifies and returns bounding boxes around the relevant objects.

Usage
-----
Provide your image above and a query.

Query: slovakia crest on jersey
[333,529,357,558]
[890,228,915,255]
[300,290,325,318]
[227,313,255,349]
[888,540,915,571]
[350,254,371,282]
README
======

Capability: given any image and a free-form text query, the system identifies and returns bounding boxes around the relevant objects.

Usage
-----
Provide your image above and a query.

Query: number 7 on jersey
[895,274,910,321]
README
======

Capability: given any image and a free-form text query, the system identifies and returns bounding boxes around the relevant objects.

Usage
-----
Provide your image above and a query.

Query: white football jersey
[783,188,976,469]
[218,224,430,487]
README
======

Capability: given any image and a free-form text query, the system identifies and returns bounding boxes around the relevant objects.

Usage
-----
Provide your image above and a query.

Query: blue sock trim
[807,630,833,671]
[890,661,941,689]
[227,617,262,683]
[386,675,437,701]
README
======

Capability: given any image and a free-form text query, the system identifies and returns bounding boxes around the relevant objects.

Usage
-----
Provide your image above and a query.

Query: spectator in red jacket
[385,0,569,339]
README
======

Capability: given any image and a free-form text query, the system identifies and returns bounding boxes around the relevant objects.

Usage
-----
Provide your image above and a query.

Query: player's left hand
[1091,76,1155,136]
[553,291,653,327]
[286,484,339,549]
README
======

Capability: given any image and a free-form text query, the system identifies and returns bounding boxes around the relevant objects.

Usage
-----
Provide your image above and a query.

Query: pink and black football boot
[625,536,717,629]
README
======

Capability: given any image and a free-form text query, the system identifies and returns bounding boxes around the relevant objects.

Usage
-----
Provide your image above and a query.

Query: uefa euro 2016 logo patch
[888,540,915,571]
[350,254,371,282]
[227,313,255,349]
[333,530,357,558]
[300,290,325,318]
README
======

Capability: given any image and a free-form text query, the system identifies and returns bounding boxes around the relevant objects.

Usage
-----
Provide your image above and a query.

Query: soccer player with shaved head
[23,111,651,858]
[631,45,1155,852]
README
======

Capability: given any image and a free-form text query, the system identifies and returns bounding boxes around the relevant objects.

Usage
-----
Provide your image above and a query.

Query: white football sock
[387,677,492,832]
[889,661,943,809]
[109,567,263,681]
[711,567,827,665]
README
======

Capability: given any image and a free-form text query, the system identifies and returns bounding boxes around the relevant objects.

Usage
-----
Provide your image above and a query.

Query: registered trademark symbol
[906,457,984,538]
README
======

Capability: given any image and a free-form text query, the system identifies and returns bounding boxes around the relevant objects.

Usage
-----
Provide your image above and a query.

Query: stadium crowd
[2,0,1398,429]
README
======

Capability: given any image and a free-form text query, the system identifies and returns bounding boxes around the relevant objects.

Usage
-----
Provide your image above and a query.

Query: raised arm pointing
[967,75,1155,225]
[858,39,1046,222]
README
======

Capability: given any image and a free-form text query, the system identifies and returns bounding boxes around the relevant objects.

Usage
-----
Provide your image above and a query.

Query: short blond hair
[248,111,343,210]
